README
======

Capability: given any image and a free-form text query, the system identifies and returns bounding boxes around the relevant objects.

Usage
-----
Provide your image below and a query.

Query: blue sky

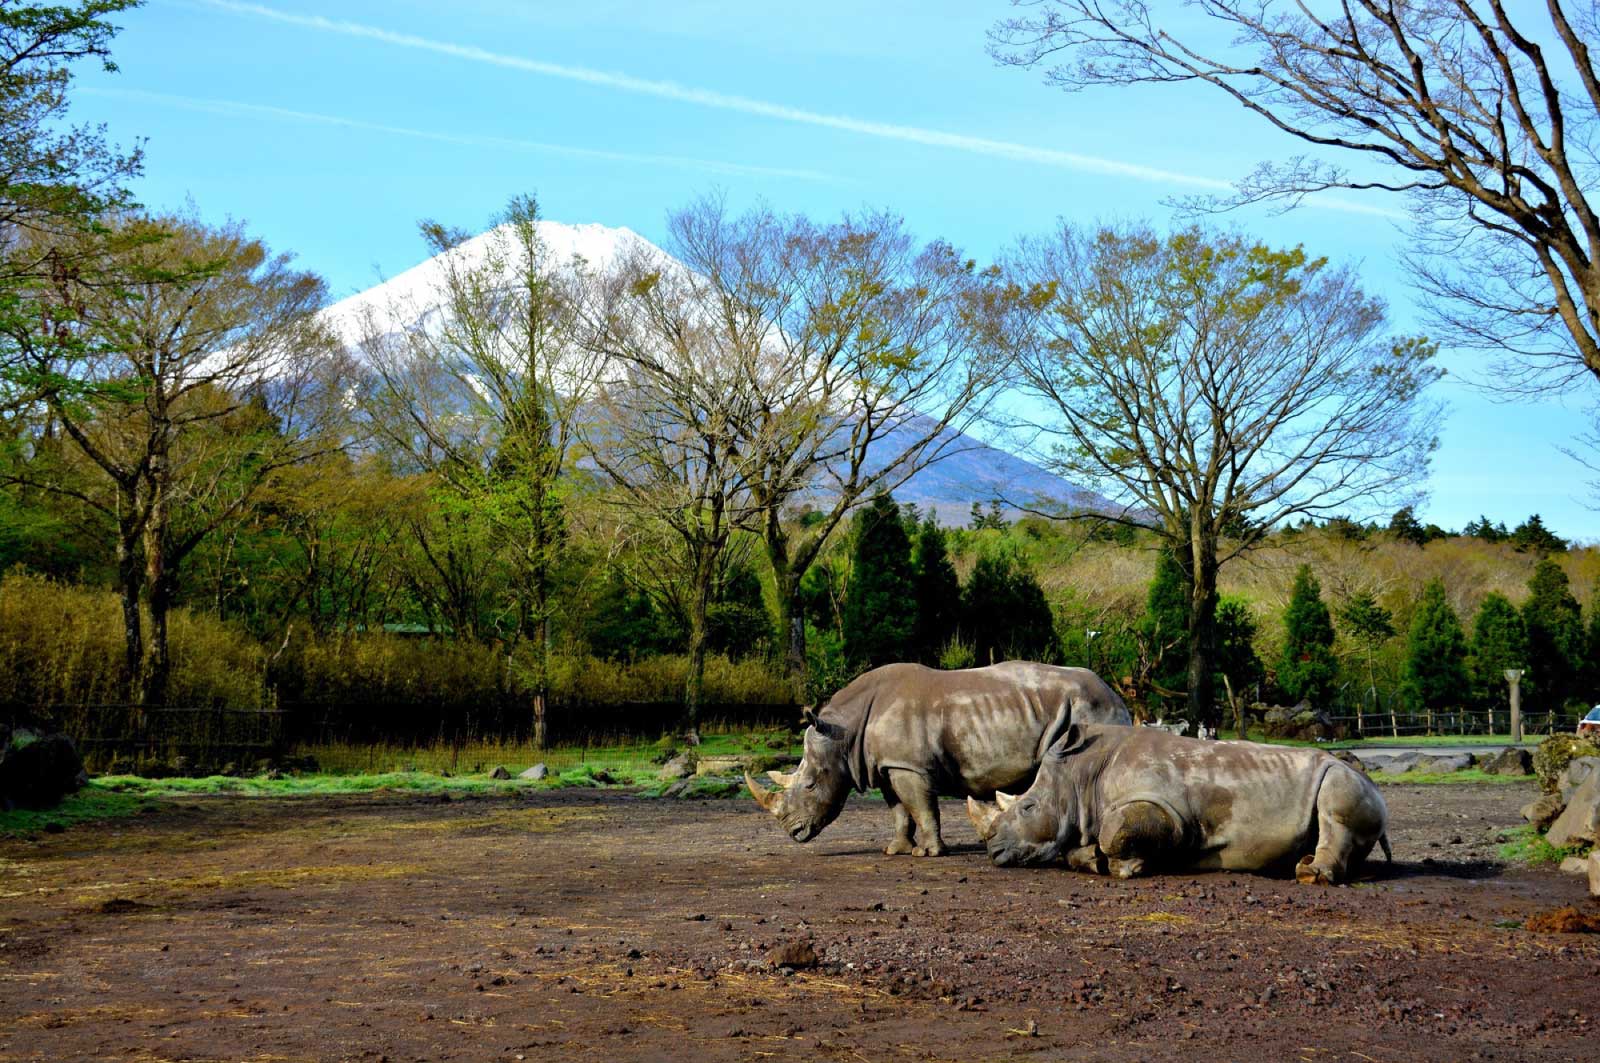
[75,0,1596,540]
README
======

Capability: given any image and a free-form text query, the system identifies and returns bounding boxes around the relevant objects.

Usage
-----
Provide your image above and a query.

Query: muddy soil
[1,781,1595,1062]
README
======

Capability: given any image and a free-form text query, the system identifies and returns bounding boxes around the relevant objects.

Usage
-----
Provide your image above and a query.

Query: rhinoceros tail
[1378,832,1393,863]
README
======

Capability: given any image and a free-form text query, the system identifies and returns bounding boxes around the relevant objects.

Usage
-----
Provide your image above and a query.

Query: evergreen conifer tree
[1213,597,1264,728]
[1468,592,1527,714]
[1278,565,1338,707]
[1140,548,1192,714]
[1522,559,1584,710]
[1582,583,1600,704]
[959,553,1056,666]
[911,518,960,664]
[841,494,915,669]
[1402,580,1470,722]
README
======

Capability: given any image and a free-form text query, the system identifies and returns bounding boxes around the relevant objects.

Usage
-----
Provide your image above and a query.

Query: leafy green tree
[706,562,774,661]
[1139,547,1191,714]
[1469,592,1527,717]
[959,552,1056,666]
[1387,507,1427,547]
[1582,584,1600,704]
[1402,580,1470,724]
[841,494,915,669]
[1523,559,1584,711]
[1278,565,1338,707]
[910,518,959,664]
[1,0,144,408]
[1463,516,1508,543]
[1213,596,1263,729]
[1008,224,1438,728]
[1509,514,1567,555]
[1338,592,1395,709]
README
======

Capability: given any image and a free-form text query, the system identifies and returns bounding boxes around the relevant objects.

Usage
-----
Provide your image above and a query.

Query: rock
[1590,852,1600,899]
[1533,734,1599,792]
[1261,701,1344,742]
[489,765,511,780]
[0,730,87,811]
[519,763,548,781]
[1330,751,1368,773]
[658,752,695,781]
[1544,766,1600,849]
[1521,793,1566,830]
[695,756,744,777]
[1559,855,1591,875]
[765,940,819,969]
[1558,756,1600,803]
[662,780,690,798]
[1364,752,1421,775]
[1416,753,1473,774]
[1479,747,1533,776]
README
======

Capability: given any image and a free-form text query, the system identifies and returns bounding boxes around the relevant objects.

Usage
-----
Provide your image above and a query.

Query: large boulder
[1558,756,1600,803]
[1261,701,1345,742]
[1479,747,1534,776]
[1521,793,1566,831]
[519,763,548,781]
[0,729,88,811]
[1416,753,1474,774]
[1363,751,1422,775]
[1533,734,1600,793]
[1590,853,1600,899]
[1545,761,1600,849]
[658,751,695,781]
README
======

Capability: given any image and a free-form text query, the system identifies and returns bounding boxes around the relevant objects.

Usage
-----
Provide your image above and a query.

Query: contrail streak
[86,86,834,182]
[189,0,1401,218]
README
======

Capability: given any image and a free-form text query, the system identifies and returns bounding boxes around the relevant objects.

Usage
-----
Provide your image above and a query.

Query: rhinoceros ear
[1048,724,1091,760]
[803,706,843,741]
[994,790,1018,812]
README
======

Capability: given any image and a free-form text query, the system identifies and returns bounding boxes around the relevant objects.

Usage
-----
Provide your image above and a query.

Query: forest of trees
[3,2,1599,754]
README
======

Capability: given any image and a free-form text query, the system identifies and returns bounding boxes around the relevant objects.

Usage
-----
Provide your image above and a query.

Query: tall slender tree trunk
[683,547,716,737]
[1184,536,1220,731]
[115,503,143,704]
[763,510,807,704]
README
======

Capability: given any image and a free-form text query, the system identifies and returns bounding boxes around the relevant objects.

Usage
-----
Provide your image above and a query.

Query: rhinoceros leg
[1296,767,1386,886]
[884,768,946,857]
[881,783,916,856]
[1066,844,1107,875]
[1097,800,1181,879]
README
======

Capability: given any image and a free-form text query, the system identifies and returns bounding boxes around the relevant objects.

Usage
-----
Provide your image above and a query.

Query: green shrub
[1532,733,1600,792]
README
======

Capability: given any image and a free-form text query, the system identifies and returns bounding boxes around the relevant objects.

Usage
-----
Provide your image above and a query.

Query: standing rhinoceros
[745,661,1131,857]
[966,723,1390,884]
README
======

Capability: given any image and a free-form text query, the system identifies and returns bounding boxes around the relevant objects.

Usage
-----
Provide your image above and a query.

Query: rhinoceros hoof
[1108,857,1145,879]
[1295,856,1335,886]
[912,843,947,857]
[884,839,916,856]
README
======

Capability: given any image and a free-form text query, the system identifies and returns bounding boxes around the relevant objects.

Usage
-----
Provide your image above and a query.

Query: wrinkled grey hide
[746,662,1131,857]
[967,724,1390,884]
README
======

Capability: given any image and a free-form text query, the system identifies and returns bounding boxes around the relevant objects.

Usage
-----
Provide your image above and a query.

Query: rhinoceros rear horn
[766,769,797,788]
[966,796,1002,841]
[994,791,1018,812]
[745,771,779,813]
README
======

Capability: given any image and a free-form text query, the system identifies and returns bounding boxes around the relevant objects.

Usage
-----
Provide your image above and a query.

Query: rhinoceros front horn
[966,796,1002,841]
[745,771,780,813]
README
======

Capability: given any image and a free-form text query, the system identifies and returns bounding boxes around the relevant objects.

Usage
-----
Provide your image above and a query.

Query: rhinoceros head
[745,708,853,844]
[966,727,1087,867]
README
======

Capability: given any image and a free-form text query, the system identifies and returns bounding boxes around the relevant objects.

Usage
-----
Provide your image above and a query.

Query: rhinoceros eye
[803,779,816,791]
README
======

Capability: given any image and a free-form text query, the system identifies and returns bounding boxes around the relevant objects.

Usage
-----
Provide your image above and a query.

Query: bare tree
[359,195,602,747]
[990,1,1600,392]
[575,239,765,733]
[7,210,341,705]
[663,197,1019,695]
[1006,223,1442,725]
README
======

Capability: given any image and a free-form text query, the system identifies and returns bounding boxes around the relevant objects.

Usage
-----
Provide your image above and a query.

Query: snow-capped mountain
[322,219,1109,523]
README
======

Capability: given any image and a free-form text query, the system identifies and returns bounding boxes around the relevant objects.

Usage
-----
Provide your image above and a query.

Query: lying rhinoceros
[966,724,1390,884]
[745,661,1130,857]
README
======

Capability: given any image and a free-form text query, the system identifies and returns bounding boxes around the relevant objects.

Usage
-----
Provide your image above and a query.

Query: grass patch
[1224,729,1540,750]
[1370,769,1532,785]
[1497,824,1592,868]
[0,785,154,838]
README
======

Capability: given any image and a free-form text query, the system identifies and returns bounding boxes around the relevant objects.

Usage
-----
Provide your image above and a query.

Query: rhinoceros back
[821,661,1129,797]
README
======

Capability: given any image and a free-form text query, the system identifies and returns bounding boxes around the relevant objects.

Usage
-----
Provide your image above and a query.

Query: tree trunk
[1184,538,1220,730]
[763,513,808,704]
[115,508,143,704]
[141,533,174,708]
[683,548,715,737]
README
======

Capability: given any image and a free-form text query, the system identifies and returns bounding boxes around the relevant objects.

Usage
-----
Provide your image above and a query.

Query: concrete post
[1504,669,1524,744]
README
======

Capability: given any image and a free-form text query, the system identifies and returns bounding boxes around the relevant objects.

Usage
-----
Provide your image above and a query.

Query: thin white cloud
[191,0,1401,219]
[85,86,833,182]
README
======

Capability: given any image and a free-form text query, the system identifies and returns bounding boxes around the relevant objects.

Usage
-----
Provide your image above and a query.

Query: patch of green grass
[1224,729,1537,750]
[1497,824,1592,867]
[93,772,541,797]
[0,784,154,838]
[1370,768,1532,785]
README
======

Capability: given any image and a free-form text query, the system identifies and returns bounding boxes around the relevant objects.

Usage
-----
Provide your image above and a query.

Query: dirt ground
[1,780,1596,1062]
